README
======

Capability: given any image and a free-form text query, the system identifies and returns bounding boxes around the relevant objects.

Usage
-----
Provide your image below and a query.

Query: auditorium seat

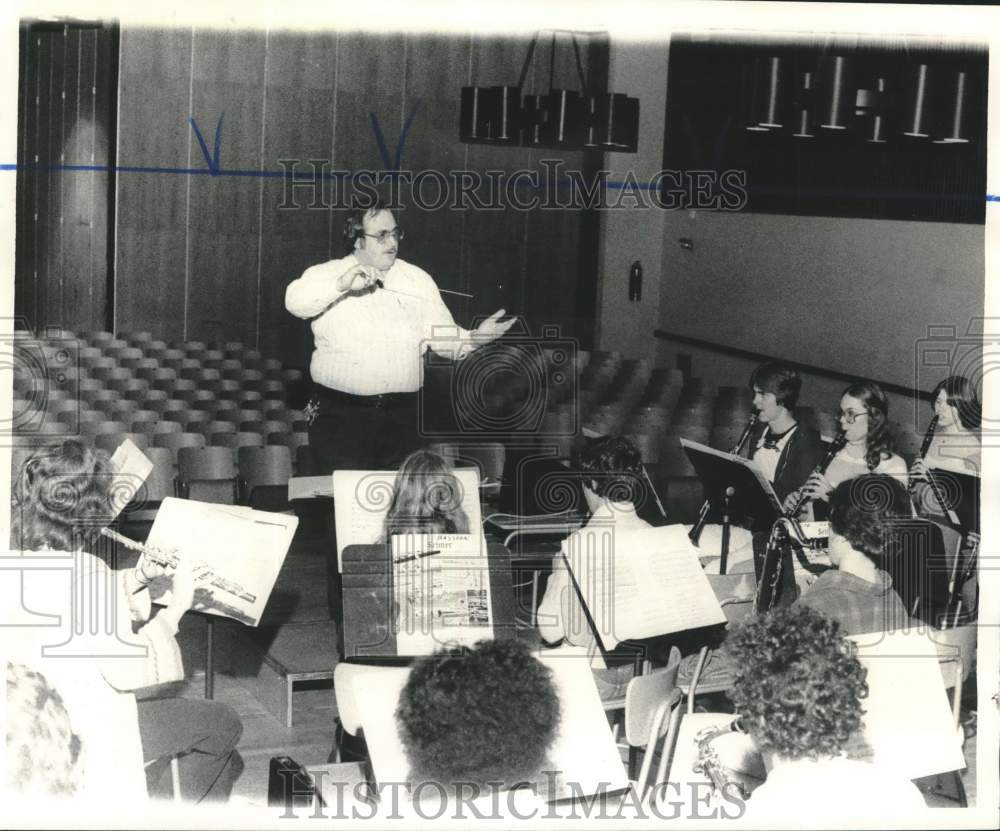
[204,420,237,437]
[128,410,161,431]
[267,432,309,452]
[154,431,203,460]
[238,445,293,510]
[211,431,265,452]
[177,446,238,504]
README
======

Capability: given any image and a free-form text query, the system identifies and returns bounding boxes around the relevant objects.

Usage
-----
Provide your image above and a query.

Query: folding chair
[625,647,683,798]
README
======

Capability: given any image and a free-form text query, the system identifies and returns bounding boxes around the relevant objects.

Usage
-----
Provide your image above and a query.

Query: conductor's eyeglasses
[838,409,869,424]
[364,228,404,244]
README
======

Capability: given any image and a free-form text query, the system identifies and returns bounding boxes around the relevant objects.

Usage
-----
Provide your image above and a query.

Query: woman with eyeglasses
[783,381,907,515]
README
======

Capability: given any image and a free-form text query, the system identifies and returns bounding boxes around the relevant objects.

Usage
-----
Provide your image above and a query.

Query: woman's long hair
[932,375,981,430]
[843,381,895,471]
[10,440,114,552]
[382,450,470,539]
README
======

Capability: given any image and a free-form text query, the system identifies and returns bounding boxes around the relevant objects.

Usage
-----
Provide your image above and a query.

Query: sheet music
[848,630,966,780]
[333,468,484,570]
[391,533,493,656]
[562,523,725,650]
[108,438,153,520]
[145,497,297,626]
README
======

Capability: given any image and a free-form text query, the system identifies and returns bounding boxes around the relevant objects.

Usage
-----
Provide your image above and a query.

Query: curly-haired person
[726,605,925,820]
[795,474,912,635]
[395,639,560,795]
[4,663,84,798]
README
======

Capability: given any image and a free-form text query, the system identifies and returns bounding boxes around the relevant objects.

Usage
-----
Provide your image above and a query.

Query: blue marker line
[1,160,997,204]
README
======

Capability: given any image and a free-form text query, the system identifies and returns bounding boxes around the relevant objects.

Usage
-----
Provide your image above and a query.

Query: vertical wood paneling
[186,30,267,344]
[398,34,471,323]
[106,27,605,365]
[258,31,338,365]
[114,27,192,341]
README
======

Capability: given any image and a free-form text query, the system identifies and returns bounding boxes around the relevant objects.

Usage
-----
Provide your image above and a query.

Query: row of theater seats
[9,329,313,522]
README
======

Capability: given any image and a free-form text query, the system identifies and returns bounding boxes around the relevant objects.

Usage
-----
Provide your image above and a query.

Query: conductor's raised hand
[472,309,517,344]
[336,263,378,293]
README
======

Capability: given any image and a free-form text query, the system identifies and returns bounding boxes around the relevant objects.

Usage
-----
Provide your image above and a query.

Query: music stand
[925,470,980,534]
[680,439,783,534]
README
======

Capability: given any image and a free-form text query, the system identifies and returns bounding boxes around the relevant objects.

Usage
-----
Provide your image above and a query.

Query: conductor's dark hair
[828,474,911,564]
[10,440,115,552]
[727,605,868,761]
[576,435,644,502]
[342,202,391,253]
[750,362,802,410]
[396,639,561,790]
[932,375,981,430]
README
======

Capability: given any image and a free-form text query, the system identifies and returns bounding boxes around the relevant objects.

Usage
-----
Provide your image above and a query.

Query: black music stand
[680,439,783,534]
[925,470,981,534]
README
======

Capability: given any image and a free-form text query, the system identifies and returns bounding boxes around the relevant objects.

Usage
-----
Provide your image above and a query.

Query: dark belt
[314,385,418,410]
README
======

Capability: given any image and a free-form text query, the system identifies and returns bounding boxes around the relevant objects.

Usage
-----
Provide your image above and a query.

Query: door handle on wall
[629,260,643,302]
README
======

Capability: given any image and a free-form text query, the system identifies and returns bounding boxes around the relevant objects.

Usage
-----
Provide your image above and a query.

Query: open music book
[108,438,154,519]
[562,523,726,651]
[390,533,493,656]
[145,497,297,626]
[332,467,485,570]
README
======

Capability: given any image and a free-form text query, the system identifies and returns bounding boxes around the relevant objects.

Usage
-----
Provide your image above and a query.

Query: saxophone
[692,717,761,800]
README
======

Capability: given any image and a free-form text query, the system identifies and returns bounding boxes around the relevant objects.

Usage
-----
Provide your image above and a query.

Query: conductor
[285,204,516,473]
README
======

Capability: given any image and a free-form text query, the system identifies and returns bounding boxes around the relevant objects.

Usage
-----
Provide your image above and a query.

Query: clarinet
[689,413,759,546]
[785,432,847,517]
[911,415,955,523]
[100,527,257,604]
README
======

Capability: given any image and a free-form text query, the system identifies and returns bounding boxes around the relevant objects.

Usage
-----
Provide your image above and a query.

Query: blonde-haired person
[382,449,471,539]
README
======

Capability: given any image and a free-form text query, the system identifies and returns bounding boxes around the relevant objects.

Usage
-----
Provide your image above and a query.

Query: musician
[7,440,243,802]
[285,204,516,474]
[746,363,824,503]
[285,203,515,656]
[795,474,911,635]
[784,381,907,515]
[395,639,560,796]
[910,375,981,481]
[537,436,651,700]
[381,449,471,539]
[5,663,84,797]
[725,605,925,819]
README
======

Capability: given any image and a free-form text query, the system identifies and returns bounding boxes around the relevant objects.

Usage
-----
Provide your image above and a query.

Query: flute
[100,528,257,604]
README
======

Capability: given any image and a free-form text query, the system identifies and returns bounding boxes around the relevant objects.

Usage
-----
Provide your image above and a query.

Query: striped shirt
[285,255,471,396]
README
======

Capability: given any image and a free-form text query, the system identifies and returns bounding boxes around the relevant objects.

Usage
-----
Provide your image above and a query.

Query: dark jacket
[747,422,825,504]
